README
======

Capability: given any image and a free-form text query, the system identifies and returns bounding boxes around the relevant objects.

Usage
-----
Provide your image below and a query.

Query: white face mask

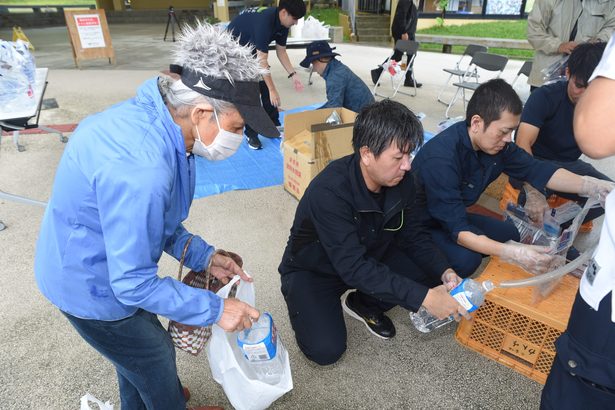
[191,109,244,161]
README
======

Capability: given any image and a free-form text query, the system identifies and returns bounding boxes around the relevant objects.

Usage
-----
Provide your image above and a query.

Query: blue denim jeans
[62,309,186,410]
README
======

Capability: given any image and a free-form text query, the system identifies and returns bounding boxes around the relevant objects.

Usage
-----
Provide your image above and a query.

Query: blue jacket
[35,78,222,325]
[321,59,375,113]
[412,121,558,242]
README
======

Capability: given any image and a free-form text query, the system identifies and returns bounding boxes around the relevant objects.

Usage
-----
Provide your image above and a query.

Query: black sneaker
[404,78,422,88]
[341,290,396,339]
[246,134,262,150]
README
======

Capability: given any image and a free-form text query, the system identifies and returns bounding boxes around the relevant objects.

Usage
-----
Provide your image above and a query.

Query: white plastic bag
[206,276,293,410]
[301,16,329,39]
[0,39,37,112]
[80,393,114,410]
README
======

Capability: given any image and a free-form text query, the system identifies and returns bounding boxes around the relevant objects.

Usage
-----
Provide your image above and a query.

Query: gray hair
[159,21,268,117]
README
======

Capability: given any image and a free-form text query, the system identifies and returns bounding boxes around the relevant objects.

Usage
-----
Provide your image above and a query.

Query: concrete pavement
[0,23,611,409]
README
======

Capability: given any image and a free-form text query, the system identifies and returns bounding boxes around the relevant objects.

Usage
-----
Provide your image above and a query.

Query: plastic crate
[455,257,579,384]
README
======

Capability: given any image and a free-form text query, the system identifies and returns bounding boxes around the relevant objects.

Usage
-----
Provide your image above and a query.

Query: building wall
[130,0,212,10]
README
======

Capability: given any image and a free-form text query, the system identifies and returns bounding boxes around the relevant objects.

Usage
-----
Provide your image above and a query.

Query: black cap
[299,41,340,68]
[169,64,279,138]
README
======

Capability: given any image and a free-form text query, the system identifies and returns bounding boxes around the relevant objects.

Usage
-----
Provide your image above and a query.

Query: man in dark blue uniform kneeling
[278,100,469,366]
[412,79,613,279]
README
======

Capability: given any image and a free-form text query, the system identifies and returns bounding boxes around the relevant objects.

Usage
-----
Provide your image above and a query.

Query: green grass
[418,20,534,59]
[307,7,341,28]
[0,0,95,4]
[418,20,528,39]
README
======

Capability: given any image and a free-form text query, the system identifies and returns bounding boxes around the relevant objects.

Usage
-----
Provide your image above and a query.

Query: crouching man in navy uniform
[278,100,470,365]
[412,79,614,279]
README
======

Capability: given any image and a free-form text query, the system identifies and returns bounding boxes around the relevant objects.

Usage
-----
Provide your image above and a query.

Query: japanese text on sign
[74,14,106,49]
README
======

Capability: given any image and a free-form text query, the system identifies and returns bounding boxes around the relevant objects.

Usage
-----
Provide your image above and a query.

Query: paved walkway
[0,22,610,410]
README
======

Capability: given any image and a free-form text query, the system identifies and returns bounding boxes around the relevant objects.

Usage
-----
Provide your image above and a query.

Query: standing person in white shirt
[540,33,615,410]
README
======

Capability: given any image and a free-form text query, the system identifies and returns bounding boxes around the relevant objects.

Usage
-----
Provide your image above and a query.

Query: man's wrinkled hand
[217,298,260,332]
[208,251,252,284]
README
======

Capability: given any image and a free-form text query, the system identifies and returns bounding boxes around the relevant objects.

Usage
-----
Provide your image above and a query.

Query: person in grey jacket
[527,0,615,89]
[300,41,374,113]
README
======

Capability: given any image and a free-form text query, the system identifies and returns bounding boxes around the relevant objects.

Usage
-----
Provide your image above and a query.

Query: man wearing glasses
[278,100,468,366]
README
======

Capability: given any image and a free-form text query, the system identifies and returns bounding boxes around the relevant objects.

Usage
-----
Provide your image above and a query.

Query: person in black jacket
[278,100,469,366]
[371,0,422,87]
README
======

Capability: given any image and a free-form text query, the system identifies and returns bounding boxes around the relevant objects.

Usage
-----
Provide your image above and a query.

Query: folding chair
[445,52,509,118]
[511,60,533,88]
[437,44,488,105]
[373,40,420,99]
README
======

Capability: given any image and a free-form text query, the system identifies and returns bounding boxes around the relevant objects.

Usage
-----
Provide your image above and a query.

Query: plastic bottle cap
[482,280,495,292]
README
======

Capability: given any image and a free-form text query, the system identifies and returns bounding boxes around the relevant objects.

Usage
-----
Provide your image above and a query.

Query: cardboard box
[283,108,357,200]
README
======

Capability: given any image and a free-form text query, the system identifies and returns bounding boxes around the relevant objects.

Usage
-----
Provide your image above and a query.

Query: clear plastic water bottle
[236,312,283,384]
[409,278,495,333]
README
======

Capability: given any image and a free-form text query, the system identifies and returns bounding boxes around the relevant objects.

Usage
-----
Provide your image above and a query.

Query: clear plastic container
[236,312,283,384]
[409,279,495,333]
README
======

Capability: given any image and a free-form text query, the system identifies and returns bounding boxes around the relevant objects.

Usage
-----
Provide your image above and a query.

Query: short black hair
[465,79,522,129]
[279,0,306,19]
[568,42,607,87]
[352,100,423,156]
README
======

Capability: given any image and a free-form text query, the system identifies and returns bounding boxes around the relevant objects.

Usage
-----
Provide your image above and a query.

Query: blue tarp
[194,102,435,199]
[194,103,323,199]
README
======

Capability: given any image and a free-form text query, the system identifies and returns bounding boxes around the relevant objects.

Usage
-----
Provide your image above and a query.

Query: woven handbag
[168,236,241,355]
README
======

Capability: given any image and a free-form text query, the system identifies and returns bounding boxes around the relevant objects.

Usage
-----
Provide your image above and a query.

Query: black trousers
[541,292,615,409]
[280,246,440,365]
[244,80,280,139]
[391,36,415,80]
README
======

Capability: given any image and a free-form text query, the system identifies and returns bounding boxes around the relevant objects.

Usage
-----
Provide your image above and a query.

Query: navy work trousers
[429,212,520,278]
[63,309,186,410]
[280,246,441,366]
[244,80,280,139]
[541,292,615,409]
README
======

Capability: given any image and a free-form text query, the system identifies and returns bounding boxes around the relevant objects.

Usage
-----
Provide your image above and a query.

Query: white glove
[579,175,615,207]
[499,240,556,274]
[523,184,549,224]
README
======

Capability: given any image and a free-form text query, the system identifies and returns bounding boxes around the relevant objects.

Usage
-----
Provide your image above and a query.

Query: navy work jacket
[412,121,558,242]
[278,154,451,311]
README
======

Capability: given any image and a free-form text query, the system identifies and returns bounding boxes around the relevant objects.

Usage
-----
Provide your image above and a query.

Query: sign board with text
[65,9,115,68]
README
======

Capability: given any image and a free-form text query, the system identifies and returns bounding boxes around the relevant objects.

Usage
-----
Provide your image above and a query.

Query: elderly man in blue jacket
[300,41,375,113]
[34,23,277,410]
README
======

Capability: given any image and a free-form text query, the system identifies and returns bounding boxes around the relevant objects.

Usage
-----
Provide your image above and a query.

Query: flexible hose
[498,239,597,288]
